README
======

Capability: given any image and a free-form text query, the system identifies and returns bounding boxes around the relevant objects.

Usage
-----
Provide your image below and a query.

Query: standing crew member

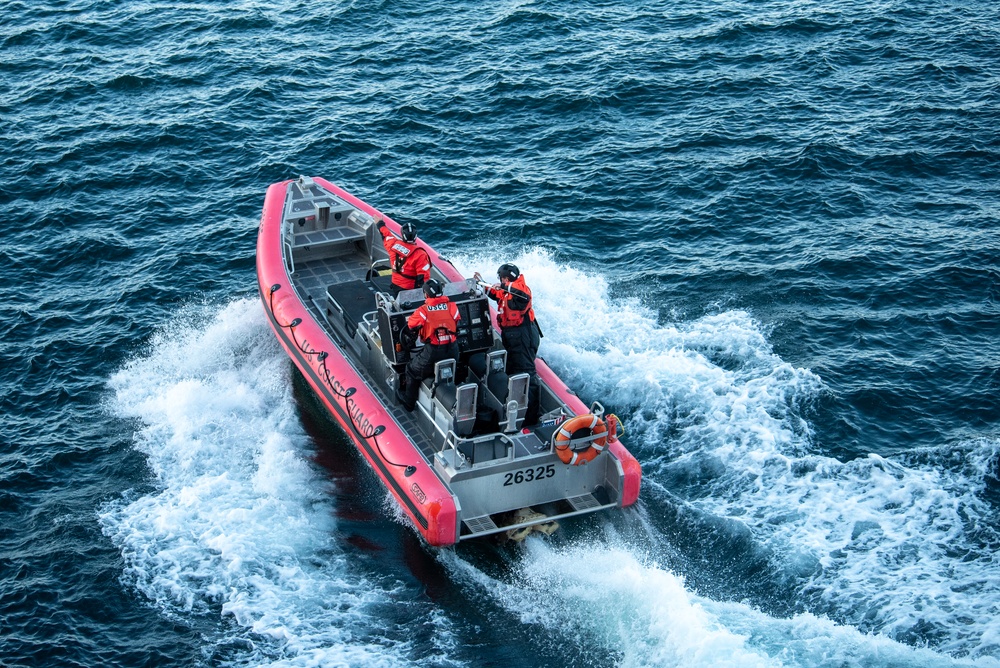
[374,215,432,296]
[475,263,541,424]
[397,279,461,412]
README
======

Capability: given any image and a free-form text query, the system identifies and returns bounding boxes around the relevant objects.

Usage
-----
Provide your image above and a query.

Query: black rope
[317,337,416,475]
[344,392,416,476]
[268,284,284,322]
[270,285,325,357]
[270,284,416,476]
[318,353,353,399]
[270,286,304,334]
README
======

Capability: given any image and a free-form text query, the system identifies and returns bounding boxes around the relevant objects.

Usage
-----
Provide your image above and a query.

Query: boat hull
[256,177,640,546]
[258,180,459,545]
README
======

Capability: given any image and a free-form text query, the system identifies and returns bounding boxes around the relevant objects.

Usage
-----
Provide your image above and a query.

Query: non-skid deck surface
[291,254,437,460]
[293,254,369,306]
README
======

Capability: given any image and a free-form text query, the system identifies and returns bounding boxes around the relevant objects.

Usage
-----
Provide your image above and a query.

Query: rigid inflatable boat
[257,176,641,546]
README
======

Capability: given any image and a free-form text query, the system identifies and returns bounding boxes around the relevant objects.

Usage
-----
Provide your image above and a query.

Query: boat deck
[290,252,559,466]
[290,254,440,460]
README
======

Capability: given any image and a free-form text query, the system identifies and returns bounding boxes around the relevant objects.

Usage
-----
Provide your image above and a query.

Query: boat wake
[440,536,976,668]
[456,248,1000,666]
[99,298,443,666]
[101,250,1000,666]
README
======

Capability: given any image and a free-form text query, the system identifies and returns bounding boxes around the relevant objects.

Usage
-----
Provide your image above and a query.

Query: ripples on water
[2,1,999,666]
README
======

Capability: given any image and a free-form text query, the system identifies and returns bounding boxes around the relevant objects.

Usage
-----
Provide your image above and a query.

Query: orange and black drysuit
[399,295,461,411]
[483,274,541,422]
[377,222,431,295]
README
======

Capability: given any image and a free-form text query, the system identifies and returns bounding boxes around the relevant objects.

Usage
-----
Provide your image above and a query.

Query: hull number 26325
[503,465,556,486]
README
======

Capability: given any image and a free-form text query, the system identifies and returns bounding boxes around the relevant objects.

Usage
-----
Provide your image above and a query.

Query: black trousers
[403,341,459,409]
[501,320,541,423]
[389,275,422,297]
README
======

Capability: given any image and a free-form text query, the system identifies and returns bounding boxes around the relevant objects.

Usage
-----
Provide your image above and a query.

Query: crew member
[475,263,541,423]
[374,215,432,296]
[397,279,461,412]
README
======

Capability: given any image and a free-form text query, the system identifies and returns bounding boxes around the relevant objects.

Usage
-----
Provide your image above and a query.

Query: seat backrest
[426,358,479,437]
[486,350,506,376]
[434,358,456,387]
[469,351,505,418]
[453,383,478,437]
[502,372,530,432]
[466,350,528,432]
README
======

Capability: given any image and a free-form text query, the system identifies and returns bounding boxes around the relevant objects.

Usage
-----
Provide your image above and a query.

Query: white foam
[99,298,431,666]
[443,537,995,668]
[99,254,1000,665]
[453,248,1000,664]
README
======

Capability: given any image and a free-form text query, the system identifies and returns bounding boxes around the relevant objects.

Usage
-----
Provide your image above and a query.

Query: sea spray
[100,298,422,666]
[453,249,1000,661]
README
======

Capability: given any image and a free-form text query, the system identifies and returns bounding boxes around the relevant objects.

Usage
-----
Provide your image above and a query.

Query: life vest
[380,227,431,288]
[491,275,535,329]
[408,295,460,345]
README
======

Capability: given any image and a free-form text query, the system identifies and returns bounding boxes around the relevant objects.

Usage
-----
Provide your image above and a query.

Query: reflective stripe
[409,296,460,344]
[382,228,429,286]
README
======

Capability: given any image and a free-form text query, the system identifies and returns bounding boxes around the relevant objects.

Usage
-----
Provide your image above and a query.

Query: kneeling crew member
[375,216,432,297]
[398,279,461,412]
[475,263,541,424]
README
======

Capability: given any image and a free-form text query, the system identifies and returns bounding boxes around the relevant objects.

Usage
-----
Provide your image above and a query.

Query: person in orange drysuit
[375,216,431,296]
[397,279,461,411]
[475,263,541,424]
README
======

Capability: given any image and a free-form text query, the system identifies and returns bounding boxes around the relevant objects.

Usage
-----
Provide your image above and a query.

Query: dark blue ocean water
[2,1,999,666]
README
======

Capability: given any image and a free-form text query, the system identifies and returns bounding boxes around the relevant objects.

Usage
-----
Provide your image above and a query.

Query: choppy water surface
[2,1,999,666]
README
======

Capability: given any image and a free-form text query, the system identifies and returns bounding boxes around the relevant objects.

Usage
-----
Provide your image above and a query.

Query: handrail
[442,430,517,464]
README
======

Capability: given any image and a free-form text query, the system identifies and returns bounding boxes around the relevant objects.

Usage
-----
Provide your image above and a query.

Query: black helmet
[422,278,443,298]
[497,263,520,281]
[400,222,417,243]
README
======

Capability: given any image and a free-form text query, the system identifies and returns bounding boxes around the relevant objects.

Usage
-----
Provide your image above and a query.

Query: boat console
[323,275,512,441]
[374,279,494,365]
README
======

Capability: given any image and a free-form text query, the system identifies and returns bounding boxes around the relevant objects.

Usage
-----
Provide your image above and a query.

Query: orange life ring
[554,414,608,465]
